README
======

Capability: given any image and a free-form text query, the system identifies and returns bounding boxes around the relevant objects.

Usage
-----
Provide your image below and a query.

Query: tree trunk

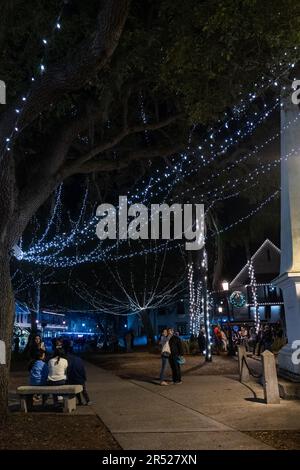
[212,233,223,291]
[209,211,223,290]
[140,310,155,345]
[0,0,132,420]
[0,251,15,422]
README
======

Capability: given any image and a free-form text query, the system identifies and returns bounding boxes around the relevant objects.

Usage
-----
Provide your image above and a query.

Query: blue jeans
[47,379,66,404]
[160,355,169,381]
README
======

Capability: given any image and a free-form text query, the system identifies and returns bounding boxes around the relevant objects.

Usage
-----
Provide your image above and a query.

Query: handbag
[176,355,185,365]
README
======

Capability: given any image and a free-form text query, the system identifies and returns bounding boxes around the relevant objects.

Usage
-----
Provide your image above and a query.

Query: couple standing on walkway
[159,328,184,386]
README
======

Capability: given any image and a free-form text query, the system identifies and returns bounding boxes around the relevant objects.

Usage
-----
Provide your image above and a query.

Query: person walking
[220,329,228,352]
[168,327,184,384]
[159,328,171,385]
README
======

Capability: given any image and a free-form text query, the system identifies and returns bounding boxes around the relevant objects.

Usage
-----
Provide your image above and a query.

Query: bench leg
[20,397,28,413]
[63,396,76,413]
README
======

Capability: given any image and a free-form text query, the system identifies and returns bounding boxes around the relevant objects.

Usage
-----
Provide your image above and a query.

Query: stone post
[238,345,249,382]
[274,93,300,381]
[261,350,280,404]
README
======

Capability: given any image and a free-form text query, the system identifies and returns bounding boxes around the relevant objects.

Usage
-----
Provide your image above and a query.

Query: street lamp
[222,281,235,355]
[222,280,229,291]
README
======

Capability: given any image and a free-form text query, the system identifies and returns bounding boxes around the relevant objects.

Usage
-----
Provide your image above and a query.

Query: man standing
[197,328,206,354]
[167,328,184,384]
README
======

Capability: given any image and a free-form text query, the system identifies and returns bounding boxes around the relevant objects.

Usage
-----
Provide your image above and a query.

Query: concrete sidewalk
[85,361,300,450]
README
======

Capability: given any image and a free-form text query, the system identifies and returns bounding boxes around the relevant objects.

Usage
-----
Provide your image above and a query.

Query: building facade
[212,239,285,326]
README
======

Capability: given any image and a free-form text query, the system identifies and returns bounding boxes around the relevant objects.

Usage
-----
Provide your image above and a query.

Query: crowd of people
[24,322,284,398]
[26,334,91,408]
[211,322,285,355]
[157,322,285,386]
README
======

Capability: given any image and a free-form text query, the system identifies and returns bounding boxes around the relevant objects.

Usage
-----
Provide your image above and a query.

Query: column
[274,92,300,381]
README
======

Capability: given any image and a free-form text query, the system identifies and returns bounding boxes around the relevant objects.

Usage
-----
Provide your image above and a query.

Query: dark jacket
[66,354,87,385]
[169,335,184,357]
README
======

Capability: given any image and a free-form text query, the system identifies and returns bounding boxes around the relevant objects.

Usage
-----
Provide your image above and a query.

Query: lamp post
[222,280,235,356]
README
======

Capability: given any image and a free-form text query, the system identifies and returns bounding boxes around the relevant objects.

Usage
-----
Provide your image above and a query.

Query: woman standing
[159,329,171,386]
[29,334,46,359]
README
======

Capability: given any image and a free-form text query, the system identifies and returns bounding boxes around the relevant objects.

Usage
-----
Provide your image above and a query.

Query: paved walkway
[85,361,300,450]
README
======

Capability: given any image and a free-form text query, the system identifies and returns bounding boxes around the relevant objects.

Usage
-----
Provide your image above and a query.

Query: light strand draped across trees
[1,0,300,419]
[0,0,135,418]
[0,0,184,418]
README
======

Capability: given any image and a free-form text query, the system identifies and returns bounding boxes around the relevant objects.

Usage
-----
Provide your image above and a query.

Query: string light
[11,52,299,266]
[248,259,260,333]
[17,187,279,267]
[1,5,64,159]
[69,250,186,316]
[188,263,197,333]
[17,90,287,256]
[246,302,284,306]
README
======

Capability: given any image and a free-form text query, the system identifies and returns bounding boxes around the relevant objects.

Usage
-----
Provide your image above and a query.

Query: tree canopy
[1,0,298,279]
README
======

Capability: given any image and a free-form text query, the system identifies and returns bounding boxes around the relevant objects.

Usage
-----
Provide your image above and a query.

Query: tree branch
[75,143,184,174]
[0,0,131,149]
[62,113,182,177]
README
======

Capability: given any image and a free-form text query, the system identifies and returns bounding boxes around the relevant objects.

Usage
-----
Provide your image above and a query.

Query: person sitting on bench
[29,350,48,386]
[47,348,68,406]
[27,350,49,407]
[66,350,91,405]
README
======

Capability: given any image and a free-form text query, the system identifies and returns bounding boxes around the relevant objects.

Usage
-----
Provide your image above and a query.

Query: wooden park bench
[17,385,83,413]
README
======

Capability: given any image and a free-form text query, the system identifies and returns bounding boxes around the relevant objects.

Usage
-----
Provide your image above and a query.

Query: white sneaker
[160,381,169,386]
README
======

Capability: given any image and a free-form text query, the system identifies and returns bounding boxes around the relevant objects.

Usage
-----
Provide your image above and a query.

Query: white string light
[1,3,65,159]
[12,51,298,266]
[18,95,299,265]
[248,258,260,333]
